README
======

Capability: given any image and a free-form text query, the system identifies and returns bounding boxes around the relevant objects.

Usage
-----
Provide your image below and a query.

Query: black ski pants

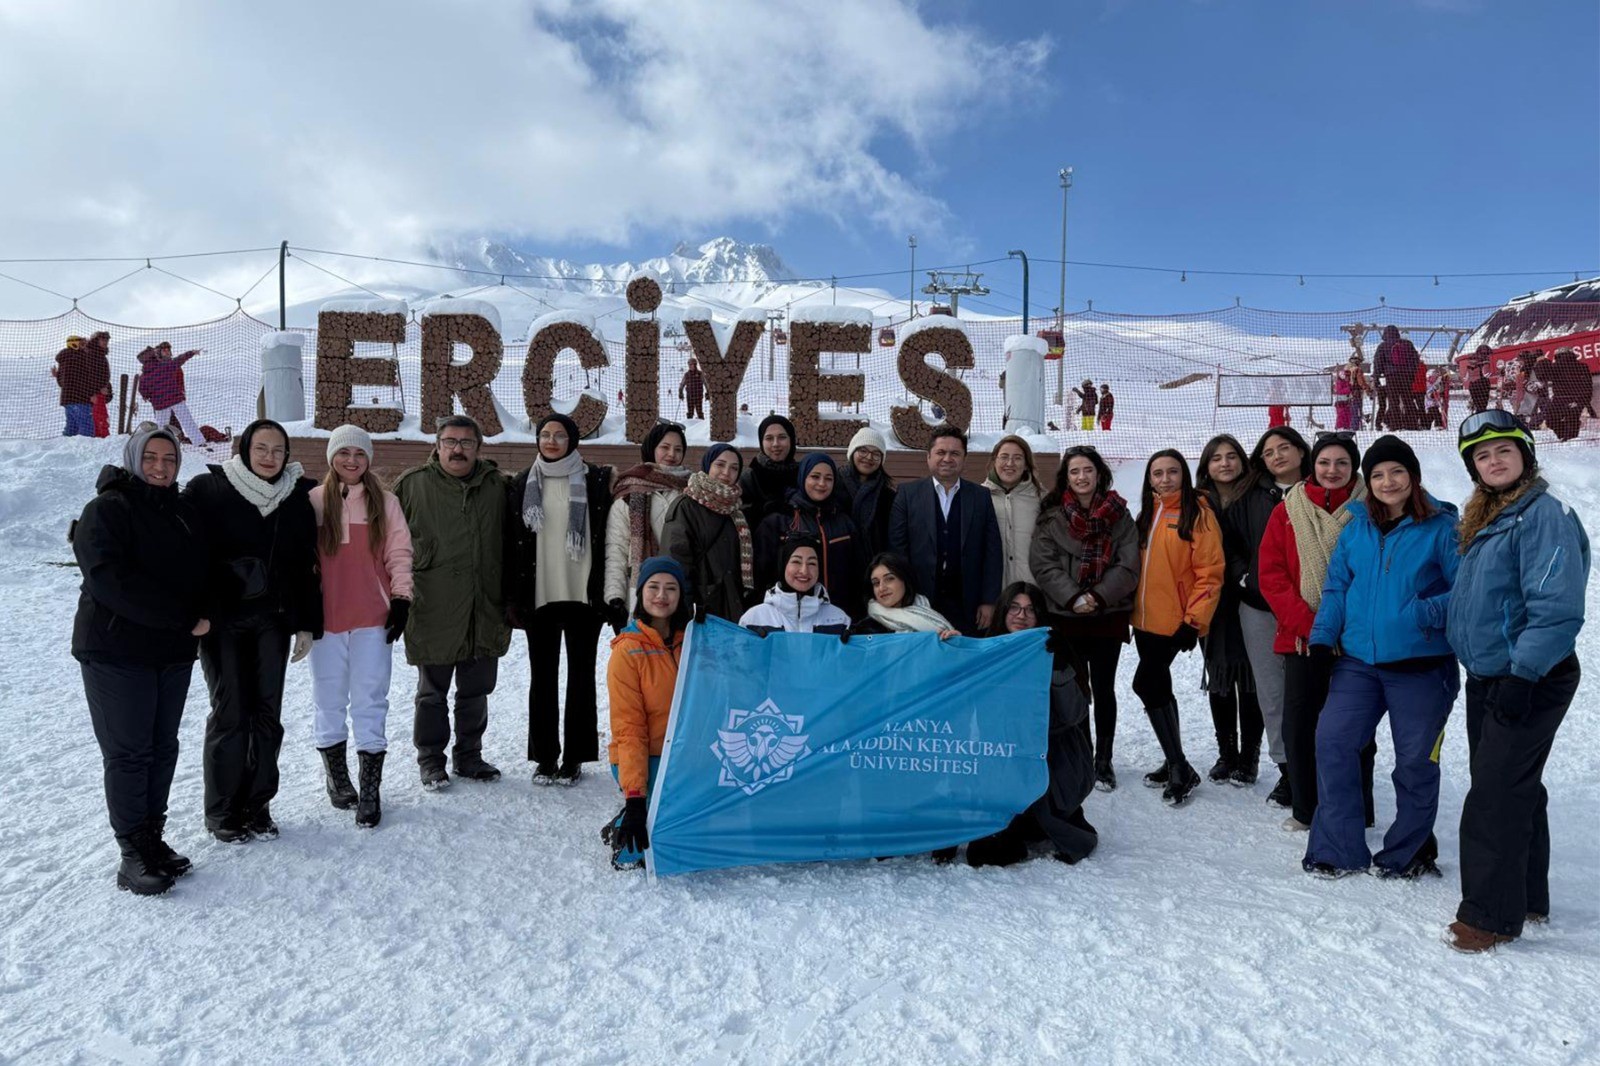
[1074,633,1125,765]
[200,621,290,829]
[1282,651,1374,826]
[527,601,603,768]
[81,660,192,838]
[1457,656,1580,938]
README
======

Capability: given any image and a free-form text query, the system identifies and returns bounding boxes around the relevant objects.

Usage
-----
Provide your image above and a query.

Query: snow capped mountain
[429,236,799,292]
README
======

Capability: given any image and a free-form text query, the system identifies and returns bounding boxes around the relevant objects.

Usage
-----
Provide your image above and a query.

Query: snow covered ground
[2,438,1597,1065]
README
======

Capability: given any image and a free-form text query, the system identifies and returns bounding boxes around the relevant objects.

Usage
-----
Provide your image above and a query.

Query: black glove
[838,630,851,644]
[1308,643,1336,664]
[614,796,649,855]
[1173,624,1200,653]
[1489,676,1536,727]
[607,598,629,633]
[693,602,709,625]
[384,599,410,644]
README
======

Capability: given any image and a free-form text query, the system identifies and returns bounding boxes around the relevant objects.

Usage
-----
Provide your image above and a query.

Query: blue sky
[1,1,1594,322]
[573,0,1600,315]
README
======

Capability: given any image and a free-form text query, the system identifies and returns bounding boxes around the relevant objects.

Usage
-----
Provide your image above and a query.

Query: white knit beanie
[326,423,374,463]
[847,426,887,461]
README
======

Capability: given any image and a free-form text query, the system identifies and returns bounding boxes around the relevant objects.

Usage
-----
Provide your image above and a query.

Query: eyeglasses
[439,437,479,452]
[537,432,569,444]
[250,444,287,459]
[1315,431,1355,443]
[1006,604,1037,617]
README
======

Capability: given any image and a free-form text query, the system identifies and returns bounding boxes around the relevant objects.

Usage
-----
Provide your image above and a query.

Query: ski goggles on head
[1457,409,1533,454]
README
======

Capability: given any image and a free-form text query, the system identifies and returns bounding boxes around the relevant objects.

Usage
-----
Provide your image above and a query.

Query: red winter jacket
[1256,481,1356,654]
[137,348,196,409]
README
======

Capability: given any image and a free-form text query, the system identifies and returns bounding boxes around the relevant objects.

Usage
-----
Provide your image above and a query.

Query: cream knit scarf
[1283,478,1367,608]
[222,454,303,516]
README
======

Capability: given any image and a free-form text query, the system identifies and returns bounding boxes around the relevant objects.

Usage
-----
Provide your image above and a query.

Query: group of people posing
[71,406,1585,955]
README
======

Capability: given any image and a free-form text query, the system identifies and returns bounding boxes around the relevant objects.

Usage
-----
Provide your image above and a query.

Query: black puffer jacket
[738,455,801,528]
[1222,480,1288,612]
[838,466,896,561]
[753,489,865,617]
[503,462,613,620]
[181,465,323,636]
[71,466,210,666]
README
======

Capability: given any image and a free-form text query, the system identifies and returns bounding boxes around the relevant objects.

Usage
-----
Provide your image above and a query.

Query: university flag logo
[711,699,811,795]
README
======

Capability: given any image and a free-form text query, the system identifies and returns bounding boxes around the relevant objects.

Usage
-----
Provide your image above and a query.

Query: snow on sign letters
[314,282,977,449]
[646,618,1050,878]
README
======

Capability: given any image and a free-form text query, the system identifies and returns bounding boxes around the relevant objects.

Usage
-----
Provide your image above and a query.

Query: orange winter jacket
[1131,492,1225,637]
[607,621,683,797]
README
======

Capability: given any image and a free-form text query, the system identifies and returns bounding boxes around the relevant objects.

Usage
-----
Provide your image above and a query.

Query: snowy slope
[1,440,1597,1065]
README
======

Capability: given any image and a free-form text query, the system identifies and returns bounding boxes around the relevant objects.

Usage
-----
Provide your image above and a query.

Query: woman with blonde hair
[308,425,413,827]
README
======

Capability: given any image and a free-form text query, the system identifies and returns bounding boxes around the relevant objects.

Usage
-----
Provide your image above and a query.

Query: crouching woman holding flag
[604,558,693,869]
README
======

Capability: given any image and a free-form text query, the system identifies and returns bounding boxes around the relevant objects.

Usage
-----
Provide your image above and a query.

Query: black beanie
[1309,433,1360,476]
[640,421,687,465]
[536,413,581,459]
[1361,434,1421,485]
[757,414,798,461]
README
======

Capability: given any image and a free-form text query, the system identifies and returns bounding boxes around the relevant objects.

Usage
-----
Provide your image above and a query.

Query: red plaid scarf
[683,471,754,591]
[611,463,689,574]
[1062,490,1128,588]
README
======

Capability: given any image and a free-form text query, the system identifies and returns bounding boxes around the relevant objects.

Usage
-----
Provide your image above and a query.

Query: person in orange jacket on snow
[1130,449,1224,808]
[604,556,692,869]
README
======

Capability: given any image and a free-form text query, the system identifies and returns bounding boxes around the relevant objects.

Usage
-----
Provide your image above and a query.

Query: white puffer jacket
[738,584,852,633]
[603,487,682,609]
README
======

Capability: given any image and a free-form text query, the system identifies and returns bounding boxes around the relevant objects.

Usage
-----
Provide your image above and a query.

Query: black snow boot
[1266,763,1292,808]
[1143,700,1192,798]
[1208,729,1238,783]
[247,806,279,840]
[1229,747,1260,787]
[356,750,385,828]
[1142,761,1170,788]
[1162,760,1202,807]
[116,829,176,896]
[145,815,192,878]
[966,826,1030,868]
[319,742,359,811]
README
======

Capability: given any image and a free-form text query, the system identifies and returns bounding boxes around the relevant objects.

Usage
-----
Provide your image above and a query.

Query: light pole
[1056,166,1072,405]
[908,235,917,319]
[1008,250,1029,333]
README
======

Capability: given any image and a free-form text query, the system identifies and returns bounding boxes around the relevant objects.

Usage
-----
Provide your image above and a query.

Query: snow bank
[529,309,598,335]
[789,304,875,326]
[258,331,305,350]
[1003,334,1049,356]
[900,314,969,340]
[418,297,503,333]
[2,438,1599,1062]
[318,298,410,317]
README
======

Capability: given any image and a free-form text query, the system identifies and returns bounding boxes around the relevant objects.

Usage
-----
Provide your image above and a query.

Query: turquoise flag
[647,617,1051,878]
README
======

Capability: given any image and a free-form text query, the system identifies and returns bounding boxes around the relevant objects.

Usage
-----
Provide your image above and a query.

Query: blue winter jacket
[1446,480,1589,681]
[1309,495,1460,665]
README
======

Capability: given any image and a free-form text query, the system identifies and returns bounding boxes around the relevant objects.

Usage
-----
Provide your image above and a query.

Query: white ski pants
[154,402,203,446]
[310,626,392,752]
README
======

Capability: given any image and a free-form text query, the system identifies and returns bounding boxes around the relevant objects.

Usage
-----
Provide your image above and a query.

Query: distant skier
[1374,325,1421,430]
[54,331,112,437]
[1334,355,1368,430]
[1098,384,1115,431]
[1545,347,1593,441]
[1072,379,1098,430]
[677,356,705,420]
[1464,345,1493,414]
[137,341,205,445]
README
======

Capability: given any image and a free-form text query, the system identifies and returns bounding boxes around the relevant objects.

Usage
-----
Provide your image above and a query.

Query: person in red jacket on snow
[137,342,204,445]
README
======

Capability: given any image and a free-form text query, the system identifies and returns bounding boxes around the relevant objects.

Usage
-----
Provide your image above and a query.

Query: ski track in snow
[1,438,1596,1065]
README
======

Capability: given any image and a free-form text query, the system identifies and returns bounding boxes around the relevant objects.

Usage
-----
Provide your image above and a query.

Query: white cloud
[0,0,1049,319]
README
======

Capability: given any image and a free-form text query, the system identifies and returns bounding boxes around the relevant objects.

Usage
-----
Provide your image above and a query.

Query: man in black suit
[888,425,1004,635]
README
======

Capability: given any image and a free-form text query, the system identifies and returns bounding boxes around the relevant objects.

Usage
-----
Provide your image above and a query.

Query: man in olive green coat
[394,415,511,790]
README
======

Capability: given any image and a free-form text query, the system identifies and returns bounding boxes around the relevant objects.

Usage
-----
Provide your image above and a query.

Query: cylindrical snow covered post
[259,332,306,422]
[1002,334,1047,434]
